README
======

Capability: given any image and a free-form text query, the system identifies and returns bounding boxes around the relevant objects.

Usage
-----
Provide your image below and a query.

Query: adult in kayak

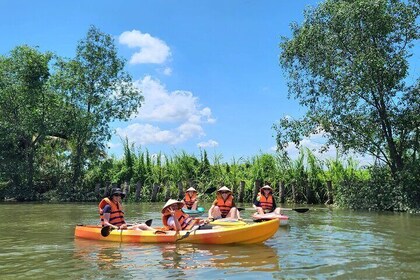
[253,185,281,215]
[98,187,154,231]
[162,199,202,231]
[208,186,241,221]
[181,187,199,210]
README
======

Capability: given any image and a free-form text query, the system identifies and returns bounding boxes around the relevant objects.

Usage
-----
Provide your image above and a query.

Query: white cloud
[197,140,219,148]
[272,132,374,166]
[119,30,171,64]
[116,123,178,145]
[115,76,215,146]
[133,76,215,124]
[163,67,172,75]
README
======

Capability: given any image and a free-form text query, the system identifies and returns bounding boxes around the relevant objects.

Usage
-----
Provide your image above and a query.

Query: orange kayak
[74,219,279,244]
[252,212,289,226]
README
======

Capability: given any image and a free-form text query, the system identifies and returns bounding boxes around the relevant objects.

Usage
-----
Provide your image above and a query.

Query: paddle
[100,219,153,237]
[201,186,216,196]
[281,208,309,213]
[175,222,212,242]
[237,207,309,213]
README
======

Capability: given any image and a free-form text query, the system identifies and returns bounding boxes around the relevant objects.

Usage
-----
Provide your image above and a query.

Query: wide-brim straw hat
[261,185,273,191]
[217,186,231,193]
[161,199,184,214]
[186,187,197,192]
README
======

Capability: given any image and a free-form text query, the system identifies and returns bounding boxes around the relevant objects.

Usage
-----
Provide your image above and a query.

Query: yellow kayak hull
[74,219,279,244]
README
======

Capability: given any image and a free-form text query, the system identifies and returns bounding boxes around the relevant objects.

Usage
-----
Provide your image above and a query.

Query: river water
[1,202,419,279]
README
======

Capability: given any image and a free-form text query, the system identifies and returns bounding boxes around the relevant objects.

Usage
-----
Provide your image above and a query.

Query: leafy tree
[275,0,420,179]
[52,26,144,187]
[0,46,65,200]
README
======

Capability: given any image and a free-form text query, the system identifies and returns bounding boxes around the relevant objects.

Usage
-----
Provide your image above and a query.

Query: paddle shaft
[238,207,309,213]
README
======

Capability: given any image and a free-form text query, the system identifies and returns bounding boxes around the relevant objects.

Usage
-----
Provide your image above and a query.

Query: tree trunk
[279,181,285,204]
[238,181,245,202]
[177,181,184,200]
[122,181,129,200]
[253,180,261,202]
[135,181,143,202]
[151,183,160,202]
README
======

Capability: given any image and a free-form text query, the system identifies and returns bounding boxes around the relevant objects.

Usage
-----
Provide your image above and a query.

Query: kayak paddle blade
[293,208,309,213]
[204,186,216,194]
[101,226,112,237]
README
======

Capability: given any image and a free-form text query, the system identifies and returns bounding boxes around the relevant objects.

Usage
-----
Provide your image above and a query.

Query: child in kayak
[162,199,202,231]
[253,185,281,215]
[208,186,241,221]
[99,187,154,230]
[181,187,199,210]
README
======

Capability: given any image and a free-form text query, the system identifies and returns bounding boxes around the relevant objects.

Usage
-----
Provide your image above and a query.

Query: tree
[0,46,65,200]
[53,26,144,187]
[275,0,420,178]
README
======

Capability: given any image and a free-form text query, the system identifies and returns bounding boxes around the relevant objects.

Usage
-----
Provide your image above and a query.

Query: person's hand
[169,207,175,216]
[207,216,214,222]
[119,224,128,230]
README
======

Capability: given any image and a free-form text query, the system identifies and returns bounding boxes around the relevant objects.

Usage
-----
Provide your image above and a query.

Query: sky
[2,0,417,165]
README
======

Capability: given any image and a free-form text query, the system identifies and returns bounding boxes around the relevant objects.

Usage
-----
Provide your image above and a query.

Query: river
[1,202,419,279]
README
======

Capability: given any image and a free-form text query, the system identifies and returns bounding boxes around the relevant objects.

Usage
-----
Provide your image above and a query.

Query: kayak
[74,219,279,244]
[252,212,289,226]
[182,206,205,216]
[210,218,247,227]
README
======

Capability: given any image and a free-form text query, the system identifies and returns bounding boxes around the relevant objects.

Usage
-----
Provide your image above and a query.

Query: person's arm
[168,208,182,231]
[208,200,217,220]
[272,199,277,211]
[253,194,261,207]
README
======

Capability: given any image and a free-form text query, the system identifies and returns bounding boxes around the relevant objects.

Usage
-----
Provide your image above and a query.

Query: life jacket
[98,197,125,227]
[162,210,196,230]
[184,192,197,209]
[258,192,274,212]
[216,193,234,218]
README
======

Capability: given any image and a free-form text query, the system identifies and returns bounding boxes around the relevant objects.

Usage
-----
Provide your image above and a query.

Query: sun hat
[109,187,126,199]
[261,185,273,191]
[217,186,231,193]
[161,199,184,214]
[186,187,197,192]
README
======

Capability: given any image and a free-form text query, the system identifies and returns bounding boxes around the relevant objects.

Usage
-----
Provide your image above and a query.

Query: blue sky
[2,1,417,164]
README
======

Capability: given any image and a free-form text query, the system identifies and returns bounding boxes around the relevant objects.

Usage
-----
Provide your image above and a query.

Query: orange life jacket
[215,194,234,218]
[162,210,196,230]
[258,192,274,212]
[184,192,197,209]
[98,197,126,227]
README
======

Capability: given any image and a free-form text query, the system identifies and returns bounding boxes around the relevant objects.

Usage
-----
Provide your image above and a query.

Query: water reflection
[73,238,280,276]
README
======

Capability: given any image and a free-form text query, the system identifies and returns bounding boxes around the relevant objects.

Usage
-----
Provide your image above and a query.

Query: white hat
[161,199,184,214]
[261,185,273,191]
[186,187,197,192]
[217,186,231,192]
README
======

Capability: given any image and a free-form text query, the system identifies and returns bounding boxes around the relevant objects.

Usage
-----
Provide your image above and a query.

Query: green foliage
[276,0,420,177]
[52,25,143,186]
[274,0,420,210]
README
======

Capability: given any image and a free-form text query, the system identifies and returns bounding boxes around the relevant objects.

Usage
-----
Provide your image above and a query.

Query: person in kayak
[99,187,154,230]
[162,199,201,231]
[181,187,199,210]
[253,185,282,215]
[208,186,241,221]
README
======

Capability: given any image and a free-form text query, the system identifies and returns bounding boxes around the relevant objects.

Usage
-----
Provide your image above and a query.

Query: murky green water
[1,202,419,279]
